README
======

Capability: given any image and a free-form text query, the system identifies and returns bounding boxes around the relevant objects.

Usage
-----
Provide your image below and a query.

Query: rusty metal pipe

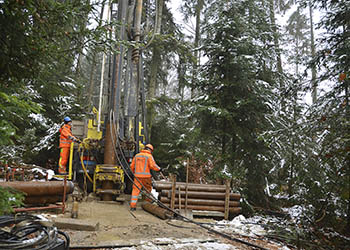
[160,197,240,207]
[14,205,64,213]
[161,203,242,214]
[155,184,226,193]
[142,203,172,220]
[154,181,225,189]
[161,190,240,201]
[0,181,74,196]
[104,123,117,165]
[24,195,65,205]
[101,180,114,201]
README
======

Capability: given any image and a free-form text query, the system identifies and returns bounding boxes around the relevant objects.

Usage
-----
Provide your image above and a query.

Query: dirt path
[48,195,289,249]
[57,196,217,247]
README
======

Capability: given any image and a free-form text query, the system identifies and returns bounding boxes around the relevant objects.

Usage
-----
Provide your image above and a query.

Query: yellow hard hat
[145,144,154,152]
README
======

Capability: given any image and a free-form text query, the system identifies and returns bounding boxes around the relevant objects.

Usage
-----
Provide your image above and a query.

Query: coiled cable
[0,214,69,250]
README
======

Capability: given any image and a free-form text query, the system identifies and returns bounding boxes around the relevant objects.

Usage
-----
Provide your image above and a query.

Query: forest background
[0,0,349,248]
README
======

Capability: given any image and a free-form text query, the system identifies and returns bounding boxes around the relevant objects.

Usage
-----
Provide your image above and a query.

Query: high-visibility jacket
[130,150,160,178]
[59,124,75,148]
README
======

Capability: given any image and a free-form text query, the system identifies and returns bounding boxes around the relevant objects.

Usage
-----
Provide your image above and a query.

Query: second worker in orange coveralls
[130,144,160,211]
[58,117,80,175]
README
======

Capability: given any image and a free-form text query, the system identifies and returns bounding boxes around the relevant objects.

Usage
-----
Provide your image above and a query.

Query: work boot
[58,166,67,175]
[130,207,136,211]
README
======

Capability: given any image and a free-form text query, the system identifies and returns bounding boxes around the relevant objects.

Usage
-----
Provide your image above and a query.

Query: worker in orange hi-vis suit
[58,117,80,175]
[130,144,161,211]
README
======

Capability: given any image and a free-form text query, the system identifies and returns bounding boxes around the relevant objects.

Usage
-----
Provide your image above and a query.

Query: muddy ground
[57,195,212,246]
[43,193,290,249]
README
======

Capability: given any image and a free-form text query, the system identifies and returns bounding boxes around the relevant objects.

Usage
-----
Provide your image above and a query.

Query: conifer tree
[195,0,279,206]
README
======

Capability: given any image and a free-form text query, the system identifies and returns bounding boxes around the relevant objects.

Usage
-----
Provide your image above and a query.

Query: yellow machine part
[139,122,145,150]
[54,142,74,180]
[93,165,124,193]
[87,107,103,140]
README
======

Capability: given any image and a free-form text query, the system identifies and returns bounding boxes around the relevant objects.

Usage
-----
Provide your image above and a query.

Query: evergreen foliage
[193,0,279,206]
[0,187,24,215]
[0,0,114,163]
[1,0,350,246]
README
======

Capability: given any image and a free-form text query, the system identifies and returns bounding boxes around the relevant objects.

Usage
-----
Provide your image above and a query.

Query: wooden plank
[185,159,189,212]
[178,186,181,211]
[53,218,99,231]
[224,179,230,220]
[170,174,176,210]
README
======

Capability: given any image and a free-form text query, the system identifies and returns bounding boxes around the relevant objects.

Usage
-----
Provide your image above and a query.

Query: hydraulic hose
[108,110,267,250]
[79,147,94,183]
[0,214,69,250]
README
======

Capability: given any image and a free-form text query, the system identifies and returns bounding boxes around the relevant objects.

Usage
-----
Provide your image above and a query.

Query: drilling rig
[65,0,151,201]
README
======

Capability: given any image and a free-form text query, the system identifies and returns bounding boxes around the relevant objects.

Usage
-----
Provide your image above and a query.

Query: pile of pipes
[0,164,53,181]
[0,181,74,205]
[154,179,241,219]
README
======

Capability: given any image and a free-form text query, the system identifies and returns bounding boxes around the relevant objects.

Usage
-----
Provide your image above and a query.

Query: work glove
[74,137,81,143]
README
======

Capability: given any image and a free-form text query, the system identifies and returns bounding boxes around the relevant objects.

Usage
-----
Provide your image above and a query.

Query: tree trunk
[309,2,317,104]
[191,0,204,99]
[345,79,350,233]
[88,1,106,107]
[246,155,269,208]
[268,0,283,75]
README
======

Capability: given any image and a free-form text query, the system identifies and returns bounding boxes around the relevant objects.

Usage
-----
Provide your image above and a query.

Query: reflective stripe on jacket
[130,150,160,178]
[59,124,74,148]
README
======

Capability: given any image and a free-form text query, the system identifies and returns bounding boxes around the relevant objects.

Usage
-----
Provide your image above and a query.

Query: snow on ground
[115,214,293,249]
[116,240,237,250]
[214,215,266,237]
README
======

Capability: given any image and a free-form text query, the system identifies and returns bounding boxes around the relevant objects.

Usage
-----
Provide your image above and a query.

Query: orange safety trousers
[130,177,152,209]
[58,147,70,174]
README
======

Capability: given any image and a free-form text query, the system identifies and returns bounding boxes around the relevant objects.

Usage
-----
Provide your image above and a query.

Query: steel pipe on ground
[24,195,65,205]
[161,190,240,201]
[160,197,240,207]
[154,181,225,187]
[0,181,74,196]
[142,203,173,220]
[154,182,226,193]
[154,184,226,193]
[161,203,241,214]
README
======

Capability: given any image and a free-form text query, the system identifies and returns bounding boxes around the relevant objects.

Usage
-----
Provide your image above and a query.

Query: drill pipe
[0,181,74,196]
[161,203,242,214]
[161,190,241,201]
[154,183,226,193]
[141,203,173,220]
[24,195,65,205]
[154,181,225,188]
[160,197,240,207]
[101,180,114,201]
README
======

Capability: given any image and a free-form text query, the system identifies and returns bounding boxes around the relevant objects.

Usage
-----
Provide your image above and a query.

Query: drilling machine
[62,0,150,202]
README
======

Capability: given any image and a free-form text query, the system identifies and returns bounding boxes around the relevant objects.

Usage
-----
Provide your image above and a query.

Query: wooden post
[185,159,189,212]
[178,186,181,212]
[170,174,176,210]
[224,179,230,220]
